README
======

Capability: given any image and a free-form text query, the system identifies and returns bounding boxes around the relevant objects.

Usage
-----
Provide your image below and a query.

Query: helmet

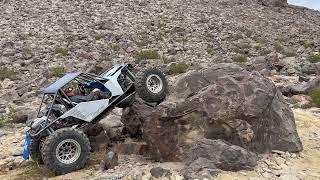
[64,87,75,96]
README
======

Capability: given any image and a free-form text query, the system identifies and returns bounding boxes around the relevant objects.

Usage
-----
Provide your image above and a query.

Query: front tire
[135,67,168,103]
[42,128,91,175]
[30,138,43,164]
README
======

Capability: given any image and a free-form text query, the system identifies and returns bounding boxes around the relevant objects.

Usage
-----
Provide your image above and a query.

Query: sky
[288,0,320,10]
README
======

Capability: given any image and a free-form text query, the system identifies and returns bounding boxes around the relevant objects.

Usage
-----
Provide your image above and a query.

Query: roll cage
[31,64,135,137]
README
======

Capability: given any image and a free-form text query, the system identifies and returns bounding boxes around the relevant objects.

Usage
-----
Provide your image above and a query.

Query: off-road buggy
[23,64,167,174]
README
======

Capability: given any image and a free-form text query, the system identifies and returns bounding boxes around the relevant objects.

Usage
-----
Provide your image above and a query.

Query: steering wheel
[78,83,86,95]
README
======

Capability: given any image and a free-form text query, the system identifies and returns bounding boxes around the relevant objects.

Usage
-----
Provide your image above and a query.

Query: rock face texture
[282,77,320,96]
[188,139,258,171]
[122,63,303,166]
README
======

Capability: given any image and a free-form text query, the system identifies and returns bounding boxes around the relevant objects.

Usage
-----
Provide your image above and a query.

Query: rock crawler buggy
[23,64,167,174]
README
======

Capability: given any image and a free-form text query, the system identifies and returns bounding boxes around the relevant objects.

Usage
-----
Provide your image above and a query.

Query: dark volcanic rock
[121,99,155,137]
[284,77,320,95]
[113,141,149,155]
[185,157,217,172]
[150,167,172,178]
[302,63,320,75]
[122,63,303,166]
[188,139,257,171]
[100,151,118,170]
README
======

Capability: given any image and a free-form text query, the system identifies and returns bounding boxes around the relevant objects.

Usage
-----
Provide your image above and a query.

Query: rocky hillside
[1,0,320,112]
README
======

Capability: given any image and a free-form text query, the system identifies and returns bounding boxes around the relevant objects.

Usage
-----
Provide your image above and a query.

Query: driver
[64,87,105,103]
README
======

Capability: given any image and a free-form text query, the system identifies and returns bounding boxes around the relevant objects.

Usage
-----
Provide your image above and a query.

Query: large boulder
[122,63,302,168]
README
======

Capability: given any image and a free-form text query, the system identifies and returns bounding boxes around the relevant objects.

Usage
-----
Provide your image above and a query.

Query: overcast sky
[288,0,320,10]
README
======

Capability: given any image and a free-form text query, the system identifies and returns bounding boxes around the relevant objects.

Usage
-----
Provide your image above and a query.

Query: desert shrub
[278,36,288,43]
[230,33,243,40]
[232,54,248,63]
[308,54,320,63]
[49,65,65,77]
[237,43,252,49]
[206,48,215,55]
[233,47,246,54]
[283,50,296,57]
[309,88,320,107]
[243,29,253,38]
[66,35,76,44]
[0,67,16,81]
[54,47,68,56]
[260,48,272,56]
[169,62,189,74]
[287,98,300,105]
[303,41,314,49]
[135,50,160,61]
[254,45,262,51]
[95,33,105,40]
[111,44,121,52]
[0,109,16,127]
[98,56,112,62]
[274,43,284,53]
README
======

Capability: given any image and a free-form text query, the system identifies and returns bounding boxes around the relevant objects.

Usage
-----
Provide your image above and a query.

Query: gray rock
[121,98,154,137]
[13,110,29,124]
[302,62,320,75]
[299,76,310,82]
[101,151,118,170]
[286,77,320,95]
[150,167,172,178]
[188,139,257,171]
[186,157,216,172]
[0,132,7,138]
[12,149,23,156]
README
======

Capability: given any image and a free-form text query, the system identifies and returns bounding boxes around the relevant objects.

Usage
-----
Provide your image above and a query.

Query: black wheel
[135,67,168,103]
[42,128,91,175]
[30,138,44,164]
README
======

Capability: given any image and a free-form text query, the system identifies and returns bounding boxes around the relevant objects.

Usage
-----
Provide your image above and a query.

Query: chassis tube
[37,95,45,118]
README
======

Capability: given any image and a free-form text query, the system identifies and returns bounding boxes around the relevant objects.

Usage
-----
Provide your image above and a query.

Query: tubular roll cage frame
[31,67,136,137]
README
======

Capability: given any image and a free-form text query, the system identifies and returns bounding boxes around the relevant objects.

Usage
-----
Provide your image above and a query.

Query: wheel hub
[56,139,81,164]
[146,74,163,94]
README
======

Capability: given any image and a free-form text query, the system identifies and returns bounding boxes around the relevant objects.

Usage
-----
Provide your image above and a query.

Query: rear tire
[135,67,168,103]
[42,128,91,175]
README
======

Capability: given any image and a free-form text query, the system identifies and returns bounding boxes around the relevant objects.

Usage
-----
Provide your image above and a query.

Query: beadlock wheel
[55,139,81,164]
[146,74,163,94]
[135,67,168,103]
[42,128,90,175]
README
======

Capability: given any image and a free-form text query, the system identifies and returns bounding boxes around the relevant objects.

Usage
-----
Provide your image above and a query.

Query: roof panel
[43,72,81,94]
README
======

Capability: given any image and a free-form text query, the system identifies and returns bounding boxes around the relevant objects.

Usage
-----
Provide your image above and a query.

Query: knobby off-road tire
[135,67,168,103]
[30,138,43,164]
[42,128,91,175]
